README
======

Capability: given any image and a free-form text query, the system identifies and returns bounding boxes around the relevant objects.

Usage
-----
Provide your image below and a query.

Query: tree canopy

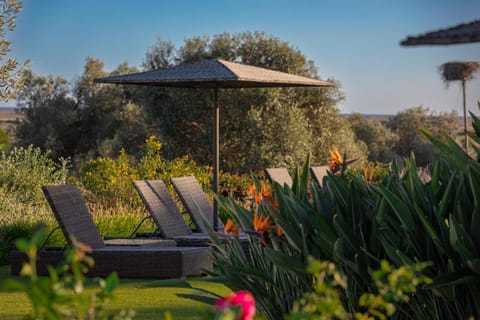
[136,31,361,171]
[0,0,28,100]
[17,31,363,172]
[386,106,458,166]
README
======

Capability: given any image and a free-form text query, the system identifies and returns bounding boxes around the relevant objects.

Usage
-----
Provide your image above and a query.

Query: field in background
[0,109,22,122]
[0,109,23,142]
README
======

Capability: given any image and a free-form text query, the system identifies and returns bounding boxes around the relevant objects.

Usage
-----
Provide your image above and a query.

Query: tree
[16,71,79,158]
[16,31,367,171]
[387,106,458,166]
[73,57,146,158]
[0,0,28,100]
[439,61,480,150]
[138,31,365,172]
[16,58,147,161]
[347,113,398,163]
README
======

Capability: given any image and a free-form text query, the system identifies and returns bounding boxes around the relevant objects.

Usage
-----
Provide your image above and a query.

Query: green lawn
[0,266,231,320]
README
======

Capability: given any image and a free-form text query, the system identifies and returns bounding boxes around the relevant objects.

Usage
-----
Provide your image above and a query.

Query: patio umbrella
[400,20,480,151]
[400,19,480,46]
[95,59,334,230]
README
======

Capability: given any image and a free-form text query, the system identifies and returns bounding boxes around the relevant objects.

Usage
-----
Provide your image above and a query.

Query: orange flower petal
[248,185,257,197]
[224,219,239,237]
[276,225,284,237]
[273,199,279,210]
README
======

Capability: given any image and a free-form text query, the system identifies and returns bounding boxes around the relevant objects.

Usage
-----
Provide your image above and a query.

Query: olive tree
[387,106,458,166]
[0,0,28,100]
[347,113,398,163]
[139,31,366,172]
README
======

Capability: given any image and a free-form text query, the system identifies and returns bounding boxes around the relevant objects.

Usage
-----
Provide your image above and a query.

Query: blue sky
[9,0,480,115]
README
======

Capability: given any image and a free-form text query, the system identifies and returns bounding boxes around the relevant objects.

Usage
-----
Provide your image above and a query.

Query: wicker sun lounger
[11,184,212,278]
[265,167,293,188]
[134,179,250,257]
[133,180,194,240]
[310,166,329,187]
[170,176,224,233]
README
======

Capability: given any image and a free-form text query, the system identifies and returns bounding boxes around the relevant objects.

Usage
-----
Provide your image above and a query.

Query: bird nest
[440,61,480,81]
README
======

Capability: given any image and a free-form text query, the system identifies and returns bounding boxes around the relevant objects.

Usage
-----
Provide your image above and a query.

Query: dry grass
[0,109,23,122]
[0,109,23,142]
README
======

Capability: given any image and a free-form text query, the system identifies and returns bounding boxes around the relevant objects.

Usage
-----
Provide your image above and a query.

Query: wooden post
[462,79,468,150]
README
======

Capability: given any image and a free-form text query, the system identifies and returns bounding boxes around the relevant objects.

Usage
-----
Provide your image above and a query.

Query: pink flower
[215,291,256,320]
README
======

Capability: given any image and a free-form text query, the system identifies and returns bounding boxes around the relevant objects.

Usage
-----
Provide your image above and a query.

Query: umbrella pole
[213,87,219,231]
[462,79,468,151]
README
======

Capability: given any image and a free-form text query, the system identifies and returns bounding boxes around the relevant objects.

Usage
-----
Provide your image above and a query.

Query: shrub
[3,228,134,320]
[219,172,252,201]
[81,135,212,212]
[0,219,37,265]
[0,127,9,152]
[210,127,480,320]
[0,146,69,265]
[287,257,430,320]
[0,145,68,203]
[81,149,139,207]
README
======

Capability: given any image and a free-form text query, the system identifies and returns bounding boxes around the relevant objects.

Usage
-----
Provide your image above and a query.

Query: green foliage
[0,0,29,100]
[287,257,430,320]
[92,205,157,238]
[219,171,252,202]
[211,130,480,319]
[386,106,458,166]
[288,257,349,320]
[81,135,211,209]
[0,145,68,203]
[81,149,139,206]
[209,165,318,319]
[16,58,146,160]
[246,92,313,169]
[74,58,146,158]
[0,210,156,266]
[347,113,398,163]
[307,104,367,167]
[15,71,81,158]
[3,228,134,320]
[0,145,68,264]
[0,265,232,320]
[354,260,431,320]
[0,219,36,265]
[0,126,9,151]
[140,31,361,172]
[14,31,368,172]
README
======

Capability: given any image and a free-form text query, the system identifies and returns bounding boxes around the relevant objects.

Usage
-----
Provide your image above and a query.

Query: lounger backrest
[170,176,223,233]
[42,184,105,249]
[265,167,293,188]
[133,180,193,238]
[310,166,329,187]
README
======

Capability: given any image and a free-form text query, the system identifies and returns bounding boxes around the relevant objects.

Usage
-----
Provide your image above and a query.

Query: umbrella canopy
[95,59,333,88]
[95,59,334,230]
[400,20,480,46]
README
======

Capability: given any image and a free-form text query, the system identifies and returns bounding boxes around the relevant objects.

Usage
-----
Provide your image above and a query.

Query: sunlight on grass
[0,266,231,320]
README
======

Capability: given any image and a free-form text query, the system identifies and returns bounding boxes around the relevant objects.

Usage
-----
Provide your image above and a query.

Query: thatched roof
[95,59,334,88]
[401,20,480,46]
[439,61,480,81]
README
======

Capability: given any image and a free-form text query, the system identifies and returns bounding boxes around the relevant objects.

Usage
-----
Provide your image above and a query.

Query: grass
[0,265,232,320]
